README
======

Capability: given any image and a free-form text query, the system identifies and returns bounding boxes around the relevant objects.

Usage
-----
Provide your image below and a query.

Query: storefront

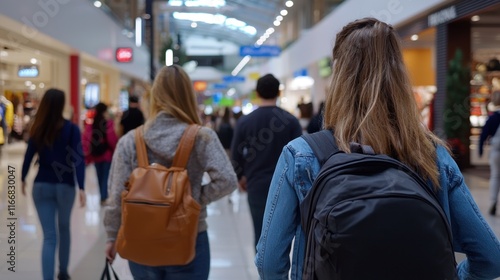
[398,0,500,167]
[0,33,68,143]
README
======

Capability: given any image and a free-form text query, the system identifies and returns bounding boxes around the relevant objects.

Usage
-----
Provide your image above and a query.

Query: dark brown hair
[30,88,66,149]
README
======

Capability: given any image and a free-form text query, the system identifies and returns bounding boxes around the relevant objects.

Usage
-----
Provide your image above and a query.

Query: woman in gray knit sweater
[103,65,238,279]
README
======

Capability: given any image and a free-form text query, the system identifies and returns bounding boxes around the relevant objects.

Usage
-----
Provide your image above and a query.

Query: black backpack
[300,130,457,280]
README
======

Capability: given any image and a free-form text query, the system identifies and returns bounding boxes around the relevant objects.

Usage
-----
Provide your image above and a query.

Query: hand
[21,182,27,196]
[105,241,117,263]
[238,176,247,192]
[79,189,87,208]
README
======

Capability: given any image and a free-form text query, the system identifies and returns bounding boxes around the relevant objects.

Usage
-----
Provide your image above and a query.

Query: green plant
[444,49,470,167]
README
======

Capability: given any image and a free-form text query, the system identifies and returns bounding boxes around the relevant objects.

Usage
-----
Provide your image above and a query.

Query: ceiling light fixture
[165,49,173,66]
[30,58,38,64]
[135,17,142,47]
[471,15,480,22]
[280,10,288,16]
[273,21,281,26]
[94,1,102,8]
[191,22,198,28]
[410,34,419,41]
[285,1,294,7]
[276,15,283,21]
[232,55,251,76]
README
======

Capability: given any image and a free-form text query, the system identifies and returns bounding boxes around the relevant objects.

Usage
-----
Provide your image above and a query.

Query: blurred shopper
[479,90,500,216]
[216,107,234,157]
[231,74,302,250]
[82,102,118,205]
[104,65,237,279]
[120,95,144,137]
[21,88,86,280]
[256,18,500,279]
[306,101,325,134]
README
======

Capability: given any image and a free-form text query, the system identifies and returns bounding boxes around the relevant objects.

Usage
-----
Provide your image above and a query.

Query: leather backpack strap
[135,125,149,167]
[172,124,201,168]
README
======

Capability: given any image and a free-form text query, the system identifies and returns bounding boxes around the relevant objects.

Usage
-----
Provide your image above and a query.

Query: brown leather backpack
[116,124,202,266]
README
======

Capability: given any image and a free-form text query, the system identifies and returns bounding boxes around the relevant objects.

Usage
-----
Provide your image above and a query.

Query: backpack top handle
[172,124,202,168]
[135,125,149,168]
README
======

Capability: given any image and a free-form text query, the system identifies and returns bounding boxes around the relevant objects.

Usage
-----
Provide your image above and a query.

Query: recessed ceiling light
[285,1,294,8]
[276,15,283,21]
[94,1,102,8]
[280,9,288,16]
[30,58,38,64]
[471,15,480,22]
[273,21,281,26]
[191,22,197,28]
[410,34,419,41]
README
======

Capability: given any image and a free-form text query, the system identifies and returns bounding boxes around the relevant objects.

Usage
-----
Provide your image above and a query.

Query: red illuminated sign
[116,47,133,63]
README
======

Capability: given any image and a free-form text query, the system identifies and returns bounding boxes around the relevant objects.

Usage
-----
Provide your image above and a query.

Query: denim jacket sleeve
[436,146,500,280]
[255,145,299,280]
[255,138,320,280]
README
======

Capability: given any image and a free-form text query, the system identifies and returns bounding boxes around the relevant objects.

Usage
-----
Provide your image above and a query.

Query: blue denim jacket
[255,137,500,280]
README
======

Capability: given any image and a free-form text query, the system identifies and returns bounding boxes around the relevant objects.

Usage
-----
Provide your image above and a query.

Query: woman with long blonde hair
[104,65,237,279]
[256,17,500,279]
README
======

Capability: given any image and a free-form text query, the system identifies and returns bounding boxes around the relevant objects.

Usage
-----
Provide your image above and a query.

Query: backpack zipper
[166,175,174,194]
[126,200,171,207]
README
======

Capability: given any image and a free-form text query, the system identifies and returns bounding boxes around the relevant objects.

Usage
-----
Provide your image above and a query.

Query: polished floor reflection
[0,142,499,280]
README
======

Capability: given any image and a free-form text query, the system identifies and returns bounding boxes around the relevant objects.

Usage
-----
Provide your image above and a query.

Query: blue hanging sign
[222,75,246,83]
[212,83,228,89]
[240,45,281,57]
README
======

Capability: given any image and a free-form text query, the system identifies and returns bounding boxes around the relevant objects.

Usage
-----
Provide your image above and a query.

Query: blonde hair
[147,65,202,125]
[324,18,446,188]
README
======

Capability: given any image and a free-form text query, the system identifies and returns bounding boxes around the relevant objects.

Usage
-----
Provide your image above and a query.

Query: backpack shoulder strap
[135,126,149,167]
[301,130,338,165]
[172,124,202,168]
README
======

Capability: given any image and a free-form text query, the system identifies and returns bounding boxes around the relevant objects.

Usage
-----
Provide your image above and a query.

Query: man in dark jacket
[120,96,144,137]
[231,74,303,250]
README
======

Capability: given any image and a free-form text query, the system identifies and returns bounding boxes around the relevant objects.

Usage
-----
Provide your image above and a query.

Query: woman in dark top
[21,88,86,280]
[479,90,500,216]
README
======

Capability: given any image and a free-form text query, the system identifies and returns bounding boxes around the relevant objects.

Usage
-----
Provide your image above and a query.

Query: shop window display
[471,61,500,132]
[470,60,500,166]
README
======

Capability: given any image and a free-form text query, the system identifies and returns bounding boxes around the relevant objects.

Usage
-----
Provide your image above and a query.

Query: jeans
[128,231,210,280]
[248,191,268,251]
[94,161,111,201]
[32,182,76,280]
[490,149,500,206]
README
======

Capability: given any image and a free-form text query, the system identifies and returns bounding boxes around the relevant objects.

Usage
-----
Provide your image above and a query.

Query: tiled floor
[0,142,499,280]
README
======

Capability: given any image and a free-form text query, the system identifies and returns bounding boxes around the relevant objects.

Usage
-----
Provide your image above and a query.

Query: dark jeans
[248,191,268,251]
[94,161,111,201]
[128,231,210,280]
[32,183,75,280]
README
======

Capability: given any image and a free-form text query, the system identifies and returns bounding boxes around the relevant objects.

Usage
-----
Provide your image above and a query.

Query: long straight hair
[324,18,446,187]
[30,88,66,149]
[92,102,108,135]
[147,65,202,125]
